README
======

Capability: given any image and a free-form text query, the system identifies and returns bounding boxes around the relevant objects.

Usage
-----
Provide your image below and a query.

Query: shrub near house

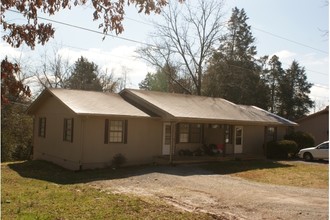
[284,131,315,151]
[267,140,298,159]
[267,131,315,159]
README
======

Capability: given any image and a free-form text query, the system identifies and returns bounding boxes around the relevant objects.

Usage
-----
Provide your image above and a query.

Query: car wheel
[303,153,313,161]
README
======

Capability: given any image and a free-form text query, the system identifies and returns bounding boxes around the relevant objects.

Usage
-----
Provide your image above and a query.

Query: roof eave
[173,116,297,126]
[27,88,78,116]
[26,88,51,115]
[76,112,154,118]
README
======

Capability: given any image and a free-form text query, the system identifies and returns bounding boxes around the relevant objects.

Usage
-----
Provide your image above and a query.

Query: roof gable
[27,88,150,118]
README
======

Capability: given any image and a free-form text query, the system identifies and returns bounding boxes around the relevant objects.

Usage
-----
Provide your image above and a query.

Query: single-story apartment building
[296,106,329,145]
[27,88,297,170]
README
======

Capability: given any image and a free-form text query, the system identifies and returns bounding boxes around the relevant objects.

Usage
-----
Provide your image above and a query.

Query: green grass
[2,160,328,219]
[203,160,329,189]
[1,161,213,220]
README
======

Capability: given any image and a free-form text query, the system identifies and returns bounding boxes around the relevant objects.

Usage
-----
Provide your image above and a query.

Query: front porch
[153,153,266,165]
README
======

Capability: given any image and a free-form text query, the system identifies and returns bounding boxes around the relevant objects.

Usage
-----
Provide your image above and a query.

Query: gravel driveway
[89,164,328,220]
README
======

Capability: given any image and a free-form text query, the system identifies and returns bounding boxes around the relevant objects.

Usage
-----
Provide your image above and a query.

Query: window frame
[266,126,277,142]
[190,124,202,143]
[104,119,128,144]
[38,117,46,138]
[63,118,74,142]
[179,123,189,143]
[178,123,202,144]
[109,120,124,143]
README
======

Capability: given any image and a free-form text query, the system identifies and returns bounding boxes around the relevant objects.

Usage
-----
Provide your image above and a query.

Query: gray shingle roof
[29,88,297,126]
[28,88,150,117]
[123,89,297,126]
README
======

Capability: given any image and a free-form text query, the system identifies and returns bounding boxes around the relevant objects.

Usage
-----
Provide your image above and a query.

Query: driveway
[89,164,328,220]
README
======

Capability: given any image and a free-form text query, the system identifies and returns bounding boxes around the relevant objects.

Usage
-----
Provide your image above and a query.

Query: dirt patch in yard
[89,164,328,220]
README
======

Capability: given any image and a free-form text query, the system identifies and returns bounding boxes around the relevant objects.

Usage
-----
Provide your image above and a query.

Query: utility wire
[58,43,330,89]
[7,8,328,57]
[252,26,329,55]
[7,9,157,49]
[5,9,329,87]
[123,10,329,56]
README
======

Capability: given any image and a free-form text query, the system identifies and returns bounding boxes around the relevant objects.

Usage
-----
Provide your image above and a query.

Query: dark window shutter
[44,118,47,137]
[201,124,204,143]
[104,119,109,144]
[176,123,180,143]
[188,124,191,143]
[71,118,74,143]
[63,119,66,141]
[38,118,41,136]
[124,120,128,144]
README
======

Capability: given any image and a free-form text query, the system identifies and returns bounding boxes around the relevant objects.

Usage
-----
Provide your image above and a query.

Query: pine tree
[204,7,268,108]
[65,56,103,91]
[277,61,314,120]
[262,55,285,113]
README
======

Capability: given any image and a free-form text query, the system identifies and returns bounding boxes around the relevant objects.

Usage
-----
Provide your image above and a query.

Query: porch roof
[121,89,297,126]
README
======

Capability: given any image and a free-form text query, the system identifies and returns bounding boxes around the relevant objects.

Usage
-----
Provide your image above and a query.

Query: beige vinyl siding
[81,117,163,169]
[242,125,265,155]
[33,96,82,170]
[297,113,328,145]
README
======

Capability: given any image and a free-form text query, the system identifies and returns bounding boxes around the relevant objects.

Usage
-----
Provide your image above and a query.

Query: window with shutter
[105,120,128,144]
[38,117,46,137]
[63,118,74,142]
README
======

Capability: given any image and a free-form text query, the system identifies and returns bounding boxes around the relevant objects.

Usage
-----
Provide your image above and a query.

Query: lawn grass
[1,161,212,220]
[203,160,329,189]
[2,160,328,219]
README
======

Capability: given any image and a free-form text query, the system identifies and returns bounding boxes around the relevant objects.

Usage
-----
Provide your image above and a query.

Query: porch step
[153,154,265,165]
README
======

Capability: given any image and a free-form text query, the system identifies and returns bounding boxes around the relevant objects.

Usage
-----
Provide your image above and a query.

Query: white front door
[162,123,171,155]
[234,126,243,154]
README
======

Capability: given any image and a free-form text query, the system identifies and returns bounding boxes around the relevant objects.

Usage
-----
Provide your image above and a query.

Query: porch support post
[263,126,268,157]
[169,122,176,164]
[223,124,227,157]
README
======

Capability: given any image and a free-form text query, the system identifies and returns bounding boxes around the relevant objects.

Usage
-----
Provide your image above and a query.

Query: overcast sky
[1,0,329,111]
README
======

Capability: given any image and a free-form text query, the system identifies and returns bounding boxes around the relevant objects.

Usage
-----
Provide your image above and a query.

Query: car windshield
[318,143,329,150]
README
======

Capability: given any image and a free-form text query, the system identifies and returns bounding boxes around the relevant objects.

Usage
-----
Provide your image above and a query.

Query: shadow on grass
[6,160,138,185]
[200,159,293,175]
[6,159,293,185]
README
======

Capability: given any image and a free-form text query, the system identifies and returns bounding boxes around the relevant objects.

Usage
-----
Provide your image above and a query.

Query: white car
[298,141,329,161]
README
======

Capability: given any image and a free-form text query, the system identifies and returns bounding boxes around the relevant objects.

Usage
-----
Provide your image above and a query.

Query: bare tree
[99,68,120,92]
[137,0,225,95]
[12,52,36,94]
[35,46,71,93]
[117,66,132,91]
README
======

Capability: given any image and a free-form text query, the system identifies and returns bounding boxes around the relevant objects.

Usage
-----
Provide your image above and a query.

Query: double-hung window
[179,124,189,143]
[38,117,46,137]
[104,119,127,144]
[266,126,277,142]
[178,123,202,143]
[190,124,202,143]
[63,118,74,142]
